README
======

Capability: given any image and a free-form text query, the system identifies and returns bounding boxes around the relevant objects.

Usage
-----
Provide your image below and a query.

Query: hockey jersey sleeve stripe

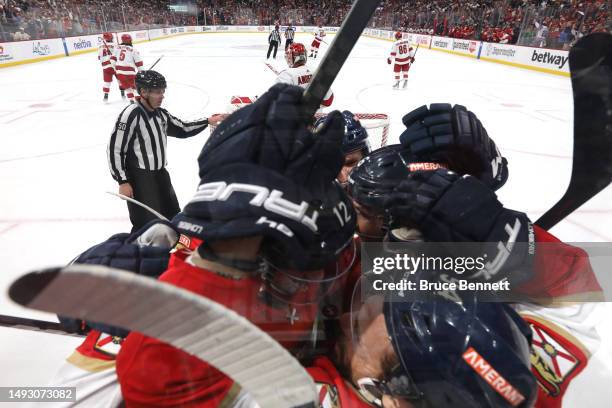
[108,105,139,183]
[163,110,208,138]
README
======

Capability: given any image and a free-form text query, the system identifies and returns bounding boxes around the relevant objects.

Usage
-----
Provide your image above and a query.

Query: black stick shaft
[302,0,380,117]
[535,33,612,230]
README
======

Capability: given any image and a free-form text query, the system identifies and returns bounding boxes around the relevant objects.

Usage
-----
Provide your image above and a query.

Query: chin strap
[196,243,263,273]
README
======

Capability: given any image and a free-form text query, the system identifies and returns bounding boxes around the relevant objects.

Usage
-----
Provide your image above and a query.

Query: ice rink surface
[1,32,611,405]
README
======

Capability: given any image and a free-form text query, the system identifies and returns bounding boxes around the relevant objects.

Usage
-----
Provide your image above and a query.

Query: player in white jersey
[275,42,334,106]
[309,24,326,59]
[387,31,415,89]
[98,32,124,102]
[110,34,143,103]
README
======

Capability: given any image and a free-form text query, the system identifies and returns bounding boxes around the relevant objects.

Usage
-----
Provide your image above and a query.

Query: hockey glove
[199,83,345,189]
[384,169,534,284]
[58,220,178,335]
[387,58,392,64]
[399,103,508,190]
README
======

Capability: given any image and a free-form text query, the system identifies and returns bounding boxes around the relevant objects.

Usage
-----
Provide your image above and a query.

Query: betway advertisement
[481,42,569,74]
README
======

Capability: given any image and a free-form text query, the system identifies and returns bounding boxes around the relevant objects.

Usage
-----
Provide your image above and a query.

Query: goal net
[210,107,390,150]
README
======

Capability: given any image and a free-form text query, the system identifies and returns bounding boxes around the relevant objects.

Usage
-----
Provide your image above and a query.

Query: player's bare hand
[119,182,134,198]
[208,114,227,127]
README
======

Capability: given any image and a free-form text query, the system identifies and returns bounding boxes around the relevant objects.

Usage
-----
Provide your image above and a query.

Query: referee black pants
[126,167,180,232]
[285,39,293,50]
[267,40,279,59]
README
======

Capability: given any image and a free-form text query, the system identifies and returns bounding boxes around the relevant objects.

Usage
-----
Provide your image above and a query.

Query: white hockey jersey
[389,39,415,65]
[314,28,326,42]
[98,42,115,69]
[111,44,143,75]
[275,65,334,106]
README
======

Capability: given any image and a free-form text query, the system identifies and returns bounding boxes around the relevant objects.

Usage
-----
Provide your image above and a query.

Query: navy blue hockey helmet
[316,110,371,155]
[383,296,537,408]
[348,144,446,210]
[173,84,356,272]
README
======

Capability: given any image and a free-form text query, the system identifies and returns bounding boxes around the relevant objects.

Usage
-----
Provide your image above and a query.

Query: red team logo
[526,319,584,397]
[469,41,478,53]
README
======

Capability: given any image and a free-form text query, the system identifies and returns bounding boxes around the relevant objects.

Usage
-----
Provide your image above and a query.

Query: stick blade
[8,265,317,408]
[8,267,62,307]
[536,33,612,230]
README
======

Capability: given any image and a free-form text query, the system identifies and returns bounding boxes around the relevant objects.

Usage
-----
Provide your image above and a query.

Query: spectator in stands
[12,26,29,40]
[533,18,549,47]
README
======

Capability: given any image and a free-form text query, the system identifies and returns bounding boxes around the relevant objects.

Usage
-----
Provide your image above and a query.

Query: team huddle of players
[74,27,603,408]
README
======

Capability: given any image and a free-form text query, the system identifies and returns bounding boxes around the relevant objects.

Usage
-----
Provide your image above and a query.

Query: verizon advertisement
[430,36,452,50]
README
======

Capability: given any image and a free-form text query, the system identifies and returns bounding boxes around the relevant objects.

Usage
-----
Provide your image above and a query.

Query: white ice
[0,32,610,406]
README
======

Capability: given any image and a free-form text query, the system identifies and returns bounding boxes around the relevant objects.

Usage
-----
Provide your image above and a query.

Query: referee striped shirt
[285,27,295,40]
[107,102,208,184]
[269,29,281,43]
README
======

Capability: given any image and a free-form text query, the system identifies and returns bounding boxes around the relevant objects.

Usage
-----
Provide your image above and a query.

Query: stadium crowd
[1,0,610,49]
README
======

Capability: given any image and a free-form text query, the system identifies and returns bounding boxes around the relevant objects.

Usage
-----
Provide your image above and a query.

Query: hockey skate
[392,81,400,89]
[103,93,109,103]
[121,90,126,100]
[402,80,408,89]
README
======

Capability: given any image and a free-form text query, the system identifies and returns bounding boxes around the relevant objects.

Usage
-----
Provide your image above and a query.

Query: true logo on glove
[190,182,320,232]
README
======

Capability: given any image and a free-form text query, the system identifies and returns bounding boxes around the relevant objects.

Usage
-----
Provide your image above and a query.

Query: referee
[107,70,215,231]
[284,24,295,50]
[267,24,281,59]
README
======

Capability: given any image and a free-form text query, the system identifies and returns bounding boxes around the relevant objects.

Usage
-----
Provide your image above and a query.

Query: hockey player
[346,103,604,408]
[98,32,124,102]
[387,31,415,89]
[111,34,143,103]
[315,110,370,186]
[310,24,326,59]
[276,42,334,106]
[114,84,357,406]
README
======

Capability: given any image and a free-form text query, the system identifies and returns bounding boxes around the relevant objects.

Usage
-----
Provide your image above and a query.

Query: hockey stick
[0,314,84,337]
[535,33,612,230]
[302,0,380,116]
[265,62,280,75]
[106,191,168,221]
[148,55,164,70]
[9,265,317,408]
